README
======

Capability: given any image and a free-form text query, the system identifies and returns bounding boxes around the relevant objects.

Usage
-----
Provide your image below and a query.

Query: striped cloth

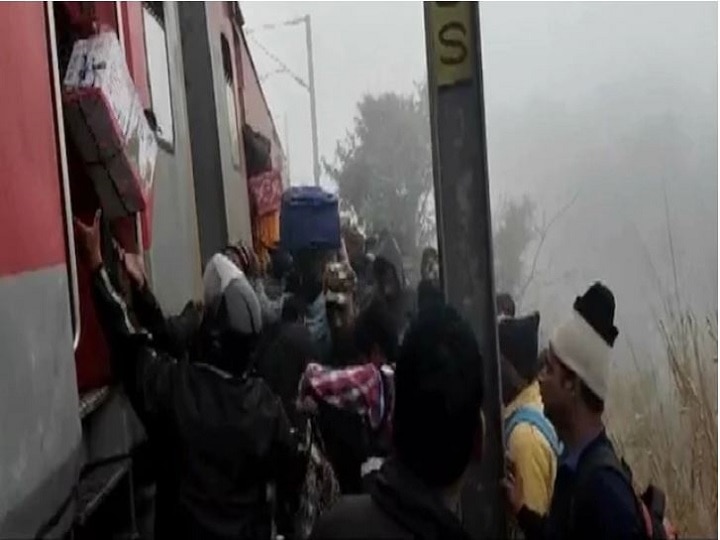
[300,362,393,431]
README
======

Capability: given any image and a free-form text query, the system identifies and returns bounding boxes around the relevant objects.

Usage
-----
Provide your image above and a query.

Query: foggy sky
[241,1,425,187]
[242,1,717,360]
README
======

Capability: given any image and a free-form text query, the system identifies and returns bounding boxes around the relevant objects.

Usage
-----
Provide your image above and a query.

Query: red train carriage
[0,2,285,536]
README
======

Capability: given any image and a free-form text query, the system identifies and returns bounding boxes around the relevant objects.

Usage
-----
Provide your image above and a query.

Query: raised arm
[75,212,179,426]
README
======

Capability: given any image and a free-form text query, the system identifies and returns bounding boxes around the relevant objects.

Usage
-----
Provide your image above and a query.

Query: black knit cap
[498,312,540,381]
[573,282,619,347]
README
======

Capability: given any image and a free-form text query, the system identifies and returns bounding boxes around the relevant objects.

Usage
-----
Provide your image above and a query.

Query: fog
[242,2,717,362]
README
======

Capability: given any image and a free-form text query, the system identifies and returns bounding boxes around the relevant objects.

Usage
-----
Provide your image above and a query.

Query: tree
[324,87,433,263]
[493,196,536,296]
[327,87,537,291]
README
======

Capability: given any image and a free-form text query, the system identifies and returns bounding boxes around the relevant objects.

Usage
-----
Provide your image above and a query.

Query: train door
[52,0,140,398]
[49,2,149,534]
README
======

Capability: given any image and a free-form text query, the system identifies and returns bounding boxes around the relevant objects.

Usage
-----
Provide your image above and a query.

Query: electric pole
[283,112,291,186]
[247,15,320,187]
[304,15,320,186]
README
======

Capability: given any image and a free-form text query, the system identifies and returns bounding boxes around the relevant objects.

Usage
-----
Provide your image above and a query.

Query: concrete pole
[304,15,320,186]
[424,3,505,538]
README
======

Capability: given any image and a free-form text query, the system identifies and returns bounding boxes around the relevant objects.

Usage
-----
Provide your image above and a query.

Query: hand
[122,251,147,289]
[296,395,318,415]
[501,453,524,516]
[243,247,261,279]
[180,299,204,321]
[73,210,103,271]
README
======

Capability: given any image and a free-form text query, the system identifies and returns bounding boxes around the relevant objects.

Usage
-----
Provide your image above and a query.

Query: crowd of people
[73,211,674,540]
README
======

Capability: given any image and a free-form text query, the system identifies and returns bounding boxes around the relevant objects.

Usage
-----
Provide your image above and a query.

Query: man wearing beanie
[499,312,559,520]
[75,211,302,540]
[503,283,645,540]
[311,306,483,540]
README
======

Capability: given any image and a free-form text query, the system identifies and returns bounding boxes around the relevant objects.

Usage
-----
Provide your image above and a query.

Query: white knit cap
[550,309,613,401]
[202,253,262,335]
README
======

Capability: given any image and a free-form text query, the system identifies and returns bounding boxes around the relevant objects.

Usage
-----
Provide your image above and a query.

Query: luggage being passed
[280,186,341,253]
[63,31,157,219]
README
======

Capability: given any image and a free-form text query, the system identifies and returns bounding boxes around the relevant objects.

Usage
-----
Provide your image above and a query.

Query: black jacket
[128,281,202,360]
[311,458,471,540]
[417,279,444,315]
[254,320,317,430]
[92,267,301,540]
[316,401,369,495]
[517,431,645,540]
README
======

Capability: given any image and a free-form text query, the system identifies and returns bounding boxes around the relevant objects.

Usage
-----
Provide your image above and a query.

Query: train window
[221,34,241,168]
[232,28,245,119]
[142,1,174,148]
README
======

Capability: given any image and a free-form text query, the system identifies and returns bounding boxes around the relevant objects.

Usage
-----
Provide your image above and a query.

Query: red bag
[63,31,157,219]
[248,169,282,217]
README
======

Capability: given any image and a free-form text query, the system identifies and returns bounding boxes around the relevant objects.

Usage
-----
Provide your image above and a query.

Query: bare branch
[517,189,582,305]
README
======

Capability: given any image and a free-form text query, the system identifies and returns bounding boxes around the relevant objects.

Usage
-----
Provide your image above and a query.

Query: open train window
[232,28,245,119]
[221,34,241,169]
[142,1,174,149]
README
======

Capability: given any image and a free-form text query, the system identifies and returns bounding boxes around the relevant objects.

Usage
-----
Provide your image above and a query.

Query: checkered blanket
[300,362,393,430]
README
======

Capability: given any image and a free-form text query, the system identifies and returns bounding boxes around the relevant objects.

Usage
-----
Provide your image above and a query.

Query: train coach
[0,2,285,536]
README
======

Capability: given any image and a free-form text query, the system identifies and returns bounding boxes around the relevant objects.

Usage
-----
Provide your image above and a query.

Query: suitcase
[63,31,157,219]
[280,186,341,253]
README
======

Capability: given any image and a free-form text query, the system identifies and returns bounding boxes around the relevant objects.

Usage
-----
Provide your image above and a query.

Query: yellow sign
[427,2,473,87]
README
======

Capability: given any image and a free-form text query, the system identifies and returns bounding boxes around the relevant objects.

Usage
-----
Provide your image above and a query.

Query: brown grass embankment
[607,309,717,537]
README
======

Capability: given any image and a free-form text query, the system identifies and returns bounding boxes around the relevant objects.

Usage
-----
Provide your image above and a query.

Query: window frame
[141,1,176,152]
[220,32,242,171]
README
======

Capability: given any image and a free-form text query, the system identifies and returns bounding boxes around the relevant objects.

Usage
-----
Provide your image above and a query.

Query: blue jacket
[517,430,645,540]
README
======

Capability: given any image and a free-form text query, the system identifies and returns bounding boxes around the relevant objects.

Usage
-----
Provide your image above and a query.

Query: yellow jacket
[504,381,557,515]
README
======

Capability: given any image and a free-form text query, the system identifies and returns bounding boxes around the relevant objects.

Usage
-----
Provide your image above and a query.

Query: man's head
[342,225,366,265]
[268,247,293,281]
[354,298,400,367]
[201,253,263,375]
[371,232,405,303]
[293,249,329,303]
[421,247,440,284]
[222,242,252,272]
[540,282,618,430]
[498,312,541,404]
[417,279,444,314]
[222,245,242,269]
[496,293,516,318]
[324,262,357,343]
[281,294,306,324]
[393,307,484,489]
[373,257,401,303]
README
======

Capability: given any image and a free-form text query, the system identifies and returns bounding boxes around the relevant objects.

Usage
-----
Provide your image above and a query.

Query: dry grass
[607,308,718,537]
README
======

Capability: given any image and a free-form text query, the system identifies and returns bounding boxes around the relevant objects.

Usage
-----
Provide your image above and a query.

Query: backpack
[504,405,563,456]
[573,441,679,540]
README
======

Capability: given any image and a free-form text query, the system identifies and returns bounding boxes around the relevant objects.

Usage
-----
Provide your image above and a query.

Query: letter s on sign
[428,1,472,87]
[438,22,467,65]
